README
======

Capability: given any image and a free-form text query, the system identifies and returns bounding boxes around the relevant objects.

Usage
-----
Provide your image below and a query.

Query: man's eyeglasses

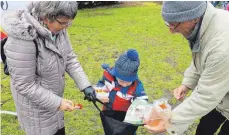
[55,19,72,27]
[164,21,181,30]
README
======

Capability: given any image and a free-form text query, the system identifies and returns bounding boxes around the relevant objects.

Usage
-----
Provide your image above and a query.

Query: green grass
[1,2,196,135]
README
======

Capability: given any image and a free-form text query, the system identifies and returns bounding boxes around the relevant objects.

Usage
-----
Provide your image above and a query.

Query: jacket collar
[188,17,203,52]
[24,10,63,56]
[197,2,217,50]
[23,11,54,43]
[188,2,216,53]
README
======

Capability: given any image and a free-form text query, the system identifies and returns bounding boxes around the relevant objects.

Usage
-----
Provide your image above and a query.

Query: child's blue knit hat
[111,49,140,82]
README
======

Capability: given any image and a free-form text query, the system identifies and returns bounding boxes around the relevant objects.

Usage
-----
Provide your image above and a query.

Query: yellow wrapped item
[93,85,109,103]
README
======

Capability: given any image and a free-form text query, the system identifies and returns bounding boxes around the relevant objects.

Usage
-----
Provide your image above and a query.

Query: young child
[96,49,148,121]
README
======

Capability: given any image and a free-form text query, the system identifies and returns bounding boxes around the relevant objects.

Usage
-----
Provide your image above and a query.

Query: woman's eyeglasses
[55,19,72,27]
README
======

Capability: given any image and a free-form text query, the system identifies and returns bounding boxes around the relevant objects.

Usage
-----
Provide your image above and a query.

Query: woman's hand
[173,85,190,101]
[59,98,79,112]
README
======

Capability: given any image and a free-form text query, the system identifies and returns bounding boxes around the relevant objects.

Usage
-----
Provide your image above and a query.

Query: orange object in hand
[147,119,160,127]
[74,103,83,109]
[159,103,167,109]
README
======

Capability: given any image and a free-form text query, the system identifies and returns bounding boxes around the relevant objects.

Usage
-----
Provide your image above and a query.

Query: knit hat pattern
[114,49,140,82]
[162,1,207,22]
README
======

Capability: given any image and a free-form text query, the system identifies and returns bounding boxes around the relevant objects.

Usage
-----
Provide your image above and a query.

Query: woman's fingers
[59,99,83,112]
[66,100,76,111]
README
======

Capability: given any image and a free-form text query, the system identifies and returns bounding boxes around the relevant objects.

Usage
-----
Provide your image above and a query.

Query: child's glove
[83,86,96,102]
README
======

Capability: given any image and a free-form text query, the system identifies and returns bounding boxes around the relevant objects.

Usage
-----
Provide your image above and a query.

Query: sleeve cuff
[165,122,179,135]
[181,78,197,90]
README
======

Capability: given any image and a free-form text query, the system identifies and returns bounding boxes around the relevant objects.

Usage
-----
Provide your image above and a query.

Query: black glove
[83,86,96,102]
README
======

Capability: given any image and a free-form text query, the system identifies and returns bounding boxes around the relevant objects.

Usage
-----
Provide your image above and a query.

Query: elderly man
[144,1,229,135]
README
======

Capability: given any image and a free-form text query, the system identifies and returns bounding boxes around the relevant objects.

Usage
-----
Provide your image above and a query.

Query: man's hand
[144,120,167,134]
[173,85,190,101]
[58,99,79,112]
[83,86,96,102]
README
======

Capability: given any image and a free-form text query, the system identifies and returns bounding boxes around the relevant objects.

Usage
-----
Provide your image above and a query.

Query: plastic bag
[123,98,171,126]
[144,98,171,127]
[124,99,152,125]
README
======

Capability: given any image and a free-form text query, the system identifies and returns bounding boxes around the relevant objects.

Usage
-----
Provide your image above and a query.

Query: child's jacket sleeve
[135,80,148,100]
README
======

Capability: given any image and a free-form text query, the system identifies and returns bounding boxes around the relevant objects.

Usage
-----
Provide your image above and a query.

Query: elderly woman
[2,2,95,135]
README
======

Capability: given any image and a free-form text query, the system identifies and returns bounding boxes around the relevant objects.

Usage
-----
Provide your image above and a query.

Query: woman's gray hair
[28,1,78,21]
